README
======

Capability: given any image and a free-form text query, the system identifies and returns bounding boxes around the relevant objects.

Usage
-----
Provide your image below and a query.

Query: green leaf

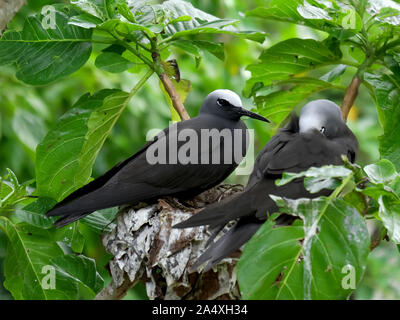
[95,52,134,73]
[253,78,335,125]
[276,165,352,193]
[36,89,131,201]
[247,0,362,38]
[50,254,104,299]
[320,64,347,82]
[0,7,92,85]
[12,109,46,153]
[364,72,400,170]
[245,38,342,96]
[98,19,156,38]
[15,198,57,229]
[364,159,398,185]
[0,217,102,299]
[367,1,400,26]
[378,196,400,243]
[0,217,64,299]
[81,207,117,233]
[71,0,109,21]
[69,13,103,29]
[54,222,85,253]
[238,197,370,300]
[169,19,266,43]
[172,40,225,61]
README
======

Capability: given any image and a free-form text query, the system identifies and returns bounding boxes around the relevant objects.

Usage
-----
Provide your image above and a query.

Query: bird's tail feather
[191,218,262,272]
[52,211,92,228]
[173,192,247,230]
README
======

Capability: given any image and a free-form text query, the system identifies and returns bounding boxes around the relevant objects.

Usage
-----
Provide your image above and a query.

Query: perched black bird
[174,99,359,271]
[46,89,269,227]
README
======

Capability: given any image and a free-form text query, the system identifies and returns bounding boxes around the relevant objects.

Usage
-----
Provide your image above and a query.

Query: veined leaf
[81,207,117,233]
[253,78,336,125]
[0,217,64,300]
[247,0,362,38]
[71,0,109,21]
[168,19,266,43]
[367,0,400,26]
[0,216,102,299]
[245,38,342,95]
[238,197,370,300]
[95,52,134,73]
[378,196,400,243]
[36,89,131,201]
[0,6,92,85]
[50,254,104,299]
[364,72,400,170]
[276,165,352,193]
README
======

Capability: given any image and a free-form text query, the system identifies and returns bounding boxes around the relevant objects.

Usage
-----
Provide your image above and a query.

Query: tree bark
[341,75,362,122]
[0,0,26,35]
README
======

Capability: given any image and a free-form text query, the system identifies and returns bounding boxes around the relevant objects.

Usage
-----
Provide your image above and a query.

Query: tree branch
[341,75,362,122]
[0,0,26,35]
[151,50,190,121]
[95,274,137,300]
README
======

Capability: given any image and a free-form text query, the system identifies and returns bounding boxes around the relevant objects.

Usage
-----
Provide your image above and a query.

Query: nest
[97,184,244,300]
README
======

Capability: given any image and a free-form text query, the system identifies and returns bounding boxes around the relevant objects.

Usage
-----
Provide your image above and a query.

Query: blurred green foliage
[0,0,397,300]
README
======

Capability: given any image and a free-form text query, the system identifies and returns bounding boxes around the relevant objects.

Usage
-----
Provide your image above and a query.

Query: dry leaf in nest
[99,184,243,300]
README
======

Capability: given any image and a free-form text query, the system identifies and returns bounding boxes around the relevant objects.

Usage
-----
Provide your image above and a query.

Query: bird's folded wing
[263,132,347,176]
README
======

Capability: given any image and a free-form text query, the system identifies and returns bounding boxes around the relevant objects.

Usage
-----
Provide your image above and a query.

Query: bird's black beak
[235,107,270,123]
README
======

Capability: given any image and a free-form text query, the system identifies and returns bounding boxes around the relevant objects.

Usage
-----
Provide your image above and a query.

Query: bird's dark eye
[320,126,326,134]
[217,98,231,107]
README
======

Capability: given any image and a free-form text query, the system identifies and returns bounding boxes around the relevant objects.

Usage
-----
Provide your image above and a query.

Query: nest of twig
[96,184,244,300]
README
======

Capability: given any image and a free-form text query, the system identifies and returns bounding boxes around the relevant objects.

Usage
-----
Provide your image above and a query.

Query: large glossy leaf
[276,165,352,193]
[50,254,104,299]
[36,89,130,201]
[378,197,400,243]
[245,38,342,96]
[364,72,400,170]
[238,197,370,300]
[95,52,135,73]
[0,217,64,299]
[362,160,400,243]
[245,37,341,125]
[15,198,57,229]
[81,208,117,233]
[247,0,362,38]
[0,6,92,85]
[367,0,400,26]
[167,19,266,43]
[72,0,266,43]
[0,217,102,299]
[253,78,335,125]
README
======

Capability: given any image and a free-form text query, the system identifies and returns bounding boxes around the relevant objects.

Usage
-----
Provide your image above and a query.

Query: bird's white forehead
[210,89,243,107]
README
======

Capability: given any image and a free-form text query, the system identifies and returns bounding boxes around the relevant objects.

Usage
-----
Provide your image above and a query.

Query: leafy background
[0,0,399,299]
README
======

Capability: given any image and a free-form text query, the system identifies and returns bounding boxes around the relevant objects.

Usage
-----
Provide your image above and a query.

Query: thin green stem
[127,68,154,100]
[158,35,174,46]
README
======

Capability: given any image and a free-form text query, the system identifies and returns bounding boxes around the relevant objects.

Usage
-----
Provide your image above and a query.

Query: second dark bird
[46,89,269,227]
[174,99,359,271]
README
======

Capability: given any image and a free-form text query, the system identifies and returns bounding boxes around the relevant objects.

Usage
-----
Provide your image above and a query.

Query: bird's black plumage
[46,89,269,227]
[174,99,359,271]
